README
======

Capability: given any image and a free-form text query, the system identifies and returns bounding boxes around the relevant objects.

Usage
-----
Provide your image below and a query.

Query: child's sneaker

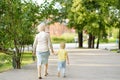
[63,74,66,78]
[63,75,66,78]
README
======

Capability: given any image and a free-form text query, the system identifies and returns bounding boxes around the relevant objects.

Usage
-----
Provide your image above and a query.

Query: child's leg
[58,62,62,77]
[58,67,60,77]
[62,61,66,77]
[62,68,65,76]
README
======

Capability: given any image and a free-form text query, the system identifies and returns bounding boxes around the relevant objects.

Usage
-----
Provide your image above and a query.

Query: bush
[100,38,108,43]
[51,33,76,43]
[52,37,65,43]
[99,37,116,43]
[0,53,12,67]
[108,38,116,43]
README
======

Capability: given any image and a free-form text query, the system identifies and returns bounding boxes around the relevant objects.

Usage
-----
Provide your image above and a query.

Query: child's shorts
[58,61,66,71]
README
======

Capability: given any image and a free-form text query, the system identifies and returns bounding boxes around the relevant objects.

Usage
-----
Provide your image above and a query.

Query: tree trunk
[118,28,120,50]
[88,33,92,48]
[78,31,83,48]
[16,57,21,69]
[91,36,95,48]
[12,51,21,69]
[96,22,101,49]
[96,37,100,49]
[14,39,21,69]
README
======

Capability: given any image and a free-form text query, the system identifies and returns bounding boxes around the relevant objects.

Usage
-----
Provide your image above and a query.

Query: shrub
[51,33,76,43]
[0,53,12,67]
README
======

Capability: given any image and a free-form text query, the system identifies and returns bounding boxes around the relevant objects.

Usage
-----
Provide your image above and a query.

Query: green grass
[51,32,117,44]
[111,49,117,52]
[0,52,34,72]
[21,52,34,65]
[0,63,12,72]
[110,49,120,53]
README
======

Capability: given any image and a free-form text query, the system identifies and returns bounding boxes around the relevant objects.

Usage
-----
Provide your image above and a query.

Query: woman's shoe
[44,73,48,76]
[58,72,60,77]
[39,77,42,79]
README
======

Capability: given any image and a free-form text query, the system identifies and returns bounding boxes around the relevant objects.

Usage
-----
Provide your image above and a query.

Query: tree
[38,0,59,23]
[82,0,118,48]
[0,0,40,69]
[52,0,85,47]
[110,9,120,49]
[54,0,120,49]
[68,0,88,47]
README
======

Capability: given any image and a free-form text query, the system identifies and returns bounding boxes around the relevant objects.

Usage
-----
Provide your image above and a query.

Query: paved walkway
[0,49,120,80]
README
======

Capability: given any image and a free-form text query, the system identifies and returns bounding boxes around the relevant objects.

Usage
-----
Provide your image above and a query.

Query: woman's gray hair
[37,22,47,32]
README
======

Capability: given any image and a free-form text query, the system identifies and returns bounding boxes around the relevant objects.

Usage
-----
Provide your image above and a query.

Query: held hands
[67,61,70,65]
[51,49,57,55]
[51,50,58,56]
[51,49,55,55]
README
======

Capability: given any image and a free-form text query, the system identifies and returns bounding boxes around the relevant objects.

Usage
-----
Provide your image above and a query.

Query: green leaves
[0,0,40,51]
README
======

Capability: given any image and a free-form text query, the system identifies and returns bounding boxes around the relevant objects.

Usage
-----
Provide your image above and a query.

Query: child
[56,42,69,77]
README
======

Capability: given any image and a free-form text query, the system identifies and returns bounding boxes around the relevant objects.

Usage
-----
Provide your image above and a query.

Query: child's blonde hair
[60,42,65,49]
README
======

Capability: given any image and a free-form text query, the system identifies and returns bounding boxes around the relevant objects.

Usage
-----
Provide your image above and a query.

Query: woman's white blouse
[33,31,53,53]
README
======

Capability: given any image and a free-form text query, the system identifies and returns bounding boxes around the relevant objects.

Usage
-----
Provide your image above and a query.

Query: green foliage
[0,0,36,50]
[0,53,12,67]
[51,33,76,43]
[68,0,87,30]
[0,0,41,68]
[100,38,109,43]
[53,0,120,48]
[98,38,116,43]
[39,0,59,23]
[52,36,65,43]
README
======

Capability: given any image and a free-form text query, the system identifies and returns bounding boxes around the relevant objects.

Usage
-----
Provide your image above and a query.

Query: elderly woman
[33,22,54,79]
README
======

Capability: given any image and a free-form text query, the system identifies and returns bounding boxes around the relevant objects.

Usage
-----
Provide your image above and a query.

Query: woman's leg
[44,63,48,76]
[38,65,42,78]
[36,52,42,78]
[44,51,50,76]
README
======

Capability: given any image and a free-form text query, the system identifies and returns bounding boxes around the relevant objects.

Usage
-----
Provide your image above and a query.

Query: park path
[0,49,120,80]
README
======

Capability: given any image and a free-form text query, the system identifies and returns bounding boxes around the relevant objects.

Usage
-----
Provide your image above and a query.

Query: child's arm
[66,54,69,64]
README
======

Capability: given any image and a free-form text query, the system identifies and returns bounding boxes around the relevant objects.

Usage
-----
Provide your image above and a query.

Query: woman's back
[36,31,49,52]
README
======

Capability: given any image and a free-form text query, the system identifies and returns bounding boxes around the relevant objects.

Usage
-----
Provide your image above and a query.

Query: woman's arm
[33,35,38,55]
[47,34,54,54]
